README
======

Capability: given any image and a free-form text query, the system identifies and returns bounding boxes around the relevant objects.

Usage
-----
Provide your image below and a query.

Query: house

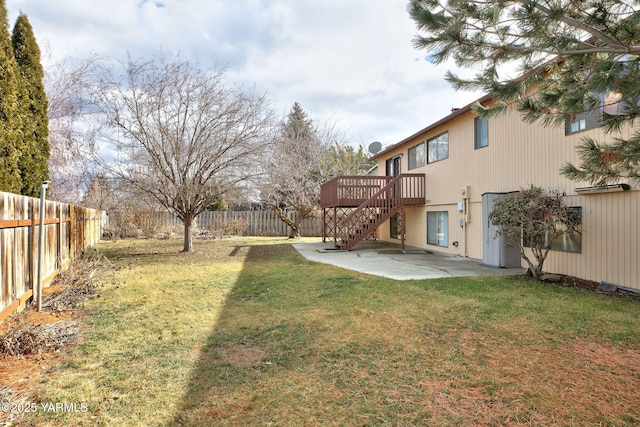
[321,94,640,292]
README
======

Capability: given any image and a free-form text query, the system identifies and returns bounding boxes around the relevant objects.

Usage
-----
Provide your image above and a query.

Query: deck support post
[333,207,337,247]
[401,206,406,252]
[322,208,326,243]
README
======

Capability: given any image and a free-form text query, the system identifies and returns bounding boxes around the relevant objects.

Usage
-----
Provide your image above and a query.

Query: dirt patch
[0,253,108,425]
[0,310,82,426]
[419,330,640,425]
[526,273,640,300]
[219,343,267,368]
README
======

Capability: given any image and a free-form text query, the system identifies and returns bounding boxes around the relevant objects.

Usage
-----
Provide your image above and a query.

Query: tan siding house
[366,96,640,291]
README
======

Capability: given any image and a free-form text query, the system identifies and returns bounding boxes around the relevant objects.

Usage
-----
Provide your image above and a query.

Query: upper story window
[427,132,448,164]
[408,142,425,170]
[565,92,626,135]
[474,117,488,149]
[566,106,601,134]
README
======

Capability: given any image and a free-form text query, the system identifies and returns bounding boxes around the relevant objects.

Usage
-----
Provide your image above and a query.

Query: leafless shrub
[222,218,249,236]
[43,250,107,311]
[0,321,81,358]
[106,209,169,239]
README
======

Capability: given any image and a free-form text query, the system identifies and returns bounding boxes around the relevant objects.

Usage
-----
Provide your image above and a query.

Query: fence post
[69,205,76,262]
[29,199,35,292]
[36,181,49,312]
[57,203,63,269]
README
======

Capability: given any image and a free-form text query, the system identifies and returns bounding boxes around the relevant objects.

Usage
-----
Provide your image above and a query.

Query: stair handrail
[339,174,404,227]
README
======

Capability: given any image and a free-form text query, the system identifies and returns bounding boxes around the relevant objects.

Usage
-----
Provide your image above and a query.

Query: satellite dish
[368,141,382,155]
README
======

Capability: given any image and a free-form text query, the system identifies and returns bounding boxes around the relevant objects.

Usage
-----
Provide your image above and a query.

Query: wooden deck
[320,174,426,250]
[320,175,425,208]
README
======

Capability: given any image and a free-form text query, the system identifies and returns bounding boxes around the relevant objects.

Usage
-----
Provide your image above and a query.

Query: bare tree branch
[92,55,275,252]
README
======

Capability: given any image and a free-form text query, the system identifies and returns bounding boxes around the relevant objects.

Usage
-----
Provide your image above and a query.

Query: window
[523,207,582,253]
[474,117,488,149]
[566,109,601,134]
[565,92,614,135]
[604,91,624,115]
[408,142,425,170]
[427,211,448,247]
[567,117,588,133]
[427,132,448,163]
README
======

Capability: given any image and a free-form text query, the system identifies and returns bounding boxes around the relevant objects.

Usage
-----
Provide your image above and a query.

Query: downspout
[464,198,469,257]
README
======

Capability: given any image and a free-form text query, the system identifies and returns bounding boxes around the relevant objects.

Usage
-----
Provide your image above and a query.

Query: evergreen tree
[12,13,49,197]
[409,0,640,185]
[323,142,376,178]
[0,0,23,193]
[284,102,315,140]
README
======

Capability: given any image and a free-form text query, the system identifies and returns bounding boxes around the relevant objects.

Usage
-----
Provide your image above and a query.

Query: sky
[6,0,484,152]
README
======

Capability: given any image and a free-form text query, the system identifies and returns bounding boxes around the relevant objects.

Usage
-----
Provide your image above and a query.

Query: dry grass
[2,237,639,426]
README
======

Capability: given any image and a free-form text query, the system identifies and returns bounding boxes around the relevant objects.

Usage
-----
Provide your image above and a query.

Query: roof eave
[371,93,494,160]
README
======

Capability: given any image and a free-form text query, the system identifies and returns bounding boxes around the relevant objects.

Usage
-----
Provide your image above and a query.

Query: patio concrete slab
[293,240,525,281]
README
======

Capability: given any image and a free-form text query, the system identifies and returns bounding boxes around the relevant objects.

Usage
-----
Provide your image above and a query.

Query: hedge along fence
[0,191,105,323]
[106,209,323,238]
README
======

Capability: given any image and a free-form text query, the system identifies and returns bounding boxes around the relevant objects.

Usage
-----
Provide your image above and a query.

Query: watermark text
[1,401,88,414]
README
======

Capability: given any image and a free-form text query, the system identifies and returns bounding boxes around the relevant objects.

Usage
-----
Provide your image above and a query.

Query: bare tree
[92,55,273,252]
[81,175,118,211]
[44,55,103,203]
[259,103,339,238]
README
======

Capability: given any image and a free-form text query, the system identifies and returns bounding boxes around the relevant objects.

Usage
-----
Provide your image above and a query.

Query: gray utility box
[481,192,521,268]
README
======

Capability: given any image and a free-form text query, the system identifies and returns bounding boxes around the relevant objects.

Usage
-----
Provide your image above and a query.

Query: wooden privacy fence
[196,210,322,237]
[107,210,323,238]
[0,191,104,322]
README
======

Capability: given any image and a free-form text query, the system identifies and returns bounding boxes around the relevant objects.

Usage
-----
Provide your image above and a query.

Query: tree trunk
[288,225,301,239]
[272,206,305,239]
[182,214,194,252]
[287,212,304,239]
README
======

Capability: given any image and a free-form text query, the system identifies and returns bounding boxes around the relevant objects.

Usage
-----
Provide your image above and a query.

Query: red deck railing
[320,175,392,208]
[321,174,425,209]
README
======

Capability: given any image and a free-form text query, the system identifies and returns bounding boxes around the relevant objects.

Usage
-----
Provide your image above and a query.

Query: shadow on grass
[169,240,640,426]
[170,242,317,425]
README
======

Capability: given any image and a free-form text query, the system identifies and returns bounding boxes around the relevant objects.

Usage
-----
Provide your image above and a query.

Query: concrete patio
[293,239,525,281]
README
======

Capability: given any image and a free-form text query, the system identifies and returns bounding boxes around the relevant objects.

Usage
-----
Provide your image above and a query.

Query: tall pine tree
[12,13,49,197]
[409,0,640,185]
[0,0,23,193]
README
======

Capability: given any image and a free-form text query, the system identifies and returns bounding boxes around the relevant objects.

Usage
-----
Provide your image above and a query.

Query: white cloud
[7,0,483,147]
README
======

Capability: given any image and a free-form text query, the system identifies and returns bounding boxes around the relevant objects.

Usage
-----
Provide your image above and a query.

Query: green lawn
[17,237,640,426]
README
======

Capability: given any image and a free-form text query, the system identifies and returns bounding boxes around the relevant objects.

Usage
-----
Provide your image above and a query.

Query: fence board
[106,210,323,238]
[0,191,104,323]
[195,210,322,237]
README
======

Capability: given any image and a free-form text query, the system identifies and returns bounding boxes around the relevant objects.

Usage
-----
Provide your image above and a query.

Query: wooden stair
[321,173,425,250]
[335,175,406,251]
[336,206,397,250]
